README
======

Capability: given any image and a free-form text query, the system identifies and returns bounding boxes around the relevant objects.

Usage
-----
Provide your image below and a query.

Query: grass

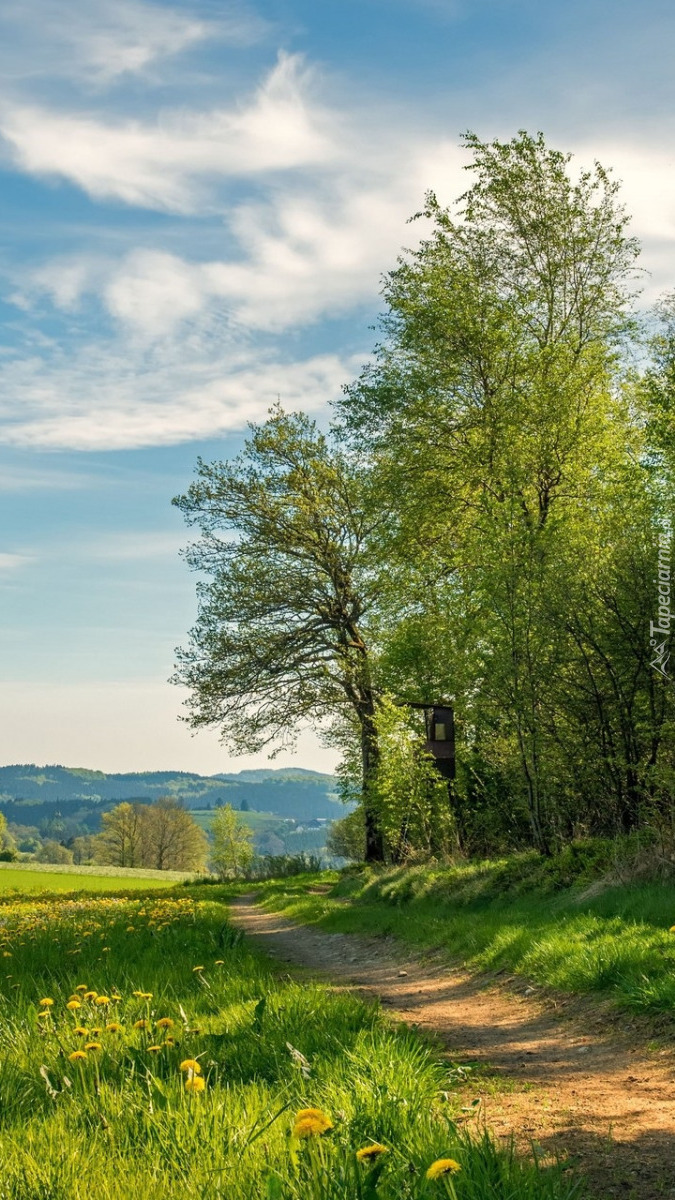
[246,855,675,1016]
[0,862,193,892]
[0,882,579,1200]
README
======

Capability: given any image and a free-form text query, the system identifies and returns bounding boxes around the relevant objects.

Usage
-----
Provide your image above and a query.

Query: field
[0,881,577,1200]
[251,858,675,1015]
[0,861,194,892]
[190,808,287,835]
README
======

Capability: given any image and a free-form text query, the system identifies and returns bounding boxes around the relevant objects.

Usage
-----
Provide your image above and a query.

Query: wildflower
[91,1027,102,1035]
[184,1075,206,1093]
[69,1050,87,1062]
[126,926,135,933]
[95,995,111,1006]
[192,966,204,973]
[85,1042,102,1052]
[106,1022,122,1032]
[292,1108,333,1138]
[111,993,122,1001]
[75,985,88,992]
[426,1159,462,1181]
[214,960,224,965]
[179,1059,202,1074]
[164,1036,175,1045]
[73,1026,88,1037]
[156,1017,173,1028]
[66,1000,81,1011]
[134,1019,149,1030]
[356,1144,388,1162]
[140,992,153,1000]
[132,990,144,997]
[147,1044,162,1053]
[84,991,97,1001]
[39,998,54,1007]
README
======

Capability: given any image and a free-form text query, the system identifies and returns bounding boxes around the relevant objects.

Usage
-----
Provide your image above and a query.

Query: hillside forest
[173,131,675,864]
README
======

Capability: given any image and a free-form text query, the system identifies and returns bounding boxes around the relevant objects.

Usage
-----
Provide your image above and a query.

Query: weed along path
[230,894,675,1200]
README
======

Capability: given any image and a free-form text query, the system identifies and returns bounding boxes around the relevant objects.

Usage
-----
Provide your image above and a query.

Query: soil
[230,894,675,1200]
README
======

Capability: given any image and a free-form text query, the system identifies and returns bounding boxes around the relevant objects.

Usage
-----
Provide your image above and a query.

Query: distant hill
[0,764,343,831]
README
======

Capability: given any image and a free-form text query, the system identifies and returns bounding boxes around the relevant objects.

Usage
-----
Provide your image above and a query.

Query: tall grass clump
[0,890,578,1199]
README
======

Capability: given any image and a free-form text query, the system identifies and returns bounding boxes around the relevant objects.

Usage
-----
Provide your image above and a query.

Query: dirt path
[230,894,675,1200]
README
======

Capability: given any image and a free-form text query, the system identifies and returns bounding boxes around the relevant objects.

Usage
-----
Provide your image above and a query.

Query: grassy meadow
[0,882,579,1200]
[0,861,194,893]
[249,852,675,1016]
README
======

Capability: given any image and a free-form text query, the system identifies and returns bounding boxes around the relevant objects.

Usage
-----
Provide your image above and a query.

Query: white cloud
[0,54,336,212]
[0,0,258,87]
[0,343,358,451]
[0,552,33,571]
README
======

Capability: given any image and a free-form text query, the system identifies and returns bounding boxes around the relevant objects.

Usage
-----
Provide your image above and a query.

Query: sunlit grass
[0,888,578,1199]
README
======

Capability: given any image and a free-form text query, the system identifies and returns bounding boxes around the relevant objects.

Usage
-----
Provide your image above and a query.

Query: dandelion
[84,1042,102,1052]
[73,1026,88,1037]
[132,990,144,997]
[84,991,97,1001]
[147,1044,162,1053]
[75,985,88,992]
[106,1022,122,1032]
[95,995,111,1006]
[66,999,81,1011]
[356,1144,388,1162]
[179,1059,202,1074]
[164,1036,175,1046]
[69,1050,87,1062]
[426,1159,461,1181]
[39,998,54,1007]
[91,1026,102,1035]
[292,1108,333,1138]
[184,1075,206,1093]
[192,966,204,973]
[214,960,224,965]
[156,1017,174,1028]
[134,1019,149,1030]
[126,926,135,933]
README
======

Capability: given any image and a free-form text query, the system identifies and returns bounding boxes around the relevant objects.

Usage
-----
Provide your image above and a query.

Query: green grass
[0,883,579,1200]
[0,862,192,892]
[247,857,675,1016]
[191,808,291,835]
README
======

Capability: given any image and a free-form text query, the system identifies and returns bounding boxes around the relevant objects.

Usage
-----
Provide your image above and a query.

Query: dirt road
[230,894,675,1199]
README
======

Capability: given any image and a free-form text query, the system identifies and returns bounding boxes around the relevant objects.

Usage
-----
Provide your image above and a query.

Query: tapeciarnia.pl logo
[650,521,673,679]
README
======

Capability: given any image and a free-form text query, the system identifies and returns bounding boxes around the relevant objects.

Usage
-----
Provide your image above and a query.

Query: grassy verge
[244,854,675,1016]
[0,885,578,1200]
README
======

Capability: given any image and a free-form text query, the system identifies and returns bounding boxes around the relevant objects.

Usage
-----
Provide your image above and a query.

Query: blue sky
[1,0,675,773]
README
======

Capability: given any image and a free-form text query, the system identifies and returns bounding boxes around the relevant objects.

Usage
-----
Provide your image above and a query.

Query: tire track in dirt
[230,894,675,1200]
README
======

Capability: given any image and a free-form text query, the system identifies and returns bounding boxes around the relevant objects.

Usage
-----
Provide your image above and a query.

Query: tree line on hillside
[173,131,675,863]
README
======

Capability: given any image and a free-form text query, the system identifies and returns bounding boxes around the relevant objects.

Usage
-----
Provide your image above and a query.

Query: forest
[174,131,675,864]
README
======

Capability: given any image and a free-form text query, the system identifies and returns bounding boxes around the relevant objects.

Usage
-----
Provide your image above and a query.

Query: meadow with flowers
[0,885,579,1200]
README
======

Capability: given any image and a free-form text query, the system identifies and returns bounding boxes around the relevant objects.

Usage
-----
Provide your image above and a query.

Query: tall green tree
[210,804,255,878]
[173,409,387,861]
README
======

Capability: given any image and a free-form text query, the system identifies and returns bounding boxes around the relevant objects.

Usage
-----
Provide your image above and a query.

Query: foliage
[96,799,208,872]
[210,803,255,879]
[36,839,74,864]
[243,852,324,879]
[0,886,577,1200]
[326,808,366,861]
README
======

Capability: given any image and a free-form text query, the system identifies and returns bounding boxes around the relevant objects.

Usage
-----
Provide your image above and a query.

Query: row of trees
[174,131,675,862]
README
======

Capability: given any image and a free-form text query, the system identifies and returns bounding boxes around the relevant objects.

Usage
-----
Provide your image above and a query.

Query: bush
[35,840,74,865]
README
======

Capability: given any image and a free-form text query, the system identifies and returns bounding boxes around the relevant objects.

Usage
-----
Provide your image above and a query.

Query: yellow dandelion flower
[126,926,135,933]
[140,992,153,1000]
[75,985,88,992]
[134,1019,149,1029]
[214,960,224,965]
[66,999,81,1011]
[184,1075,206,1093]
[356,1144,388,1163]
[192,965,204,972]
[132,990,144,997]
[39,997,54,1007]
[94,995,111,1006]
[292,1109,333,1139]
[426,1159,462,1181]
[147,1044,162,1053]
[91,1026,102,1035]
[179,1059,202,1074]
[84,991,97,1001]
[111,994,122,1001]
[84,1042,102,1052]
[73,1026,88,1036]
[68,1050,87,1062]
[106,1022,122,1032]
[164,1036,175,1045]
[156,1017,173,1028]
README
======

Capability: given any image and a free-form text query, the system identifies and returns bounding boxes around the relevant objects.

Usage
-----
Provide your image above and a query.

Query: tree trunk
[360,703,385,863]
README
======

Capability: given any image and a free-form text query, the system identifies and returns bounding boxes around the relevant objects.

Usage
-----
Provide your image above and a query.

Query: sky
[2,0,675,775]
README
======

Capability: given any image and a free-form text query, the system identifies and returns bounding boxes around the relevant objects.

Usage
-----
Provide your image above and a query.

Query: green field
[190,807,289,835]
[250,857,675,1016]
[0,861,193,892]
[0,878,577,1200]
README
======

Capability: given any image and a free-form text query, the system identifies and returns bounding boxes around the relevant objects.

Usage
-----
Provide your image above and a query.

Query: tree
[173,408,387,861]
[338,130,648,850]
[36,840,73,864]
[96,799,207,871]
[210,804,254,878]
